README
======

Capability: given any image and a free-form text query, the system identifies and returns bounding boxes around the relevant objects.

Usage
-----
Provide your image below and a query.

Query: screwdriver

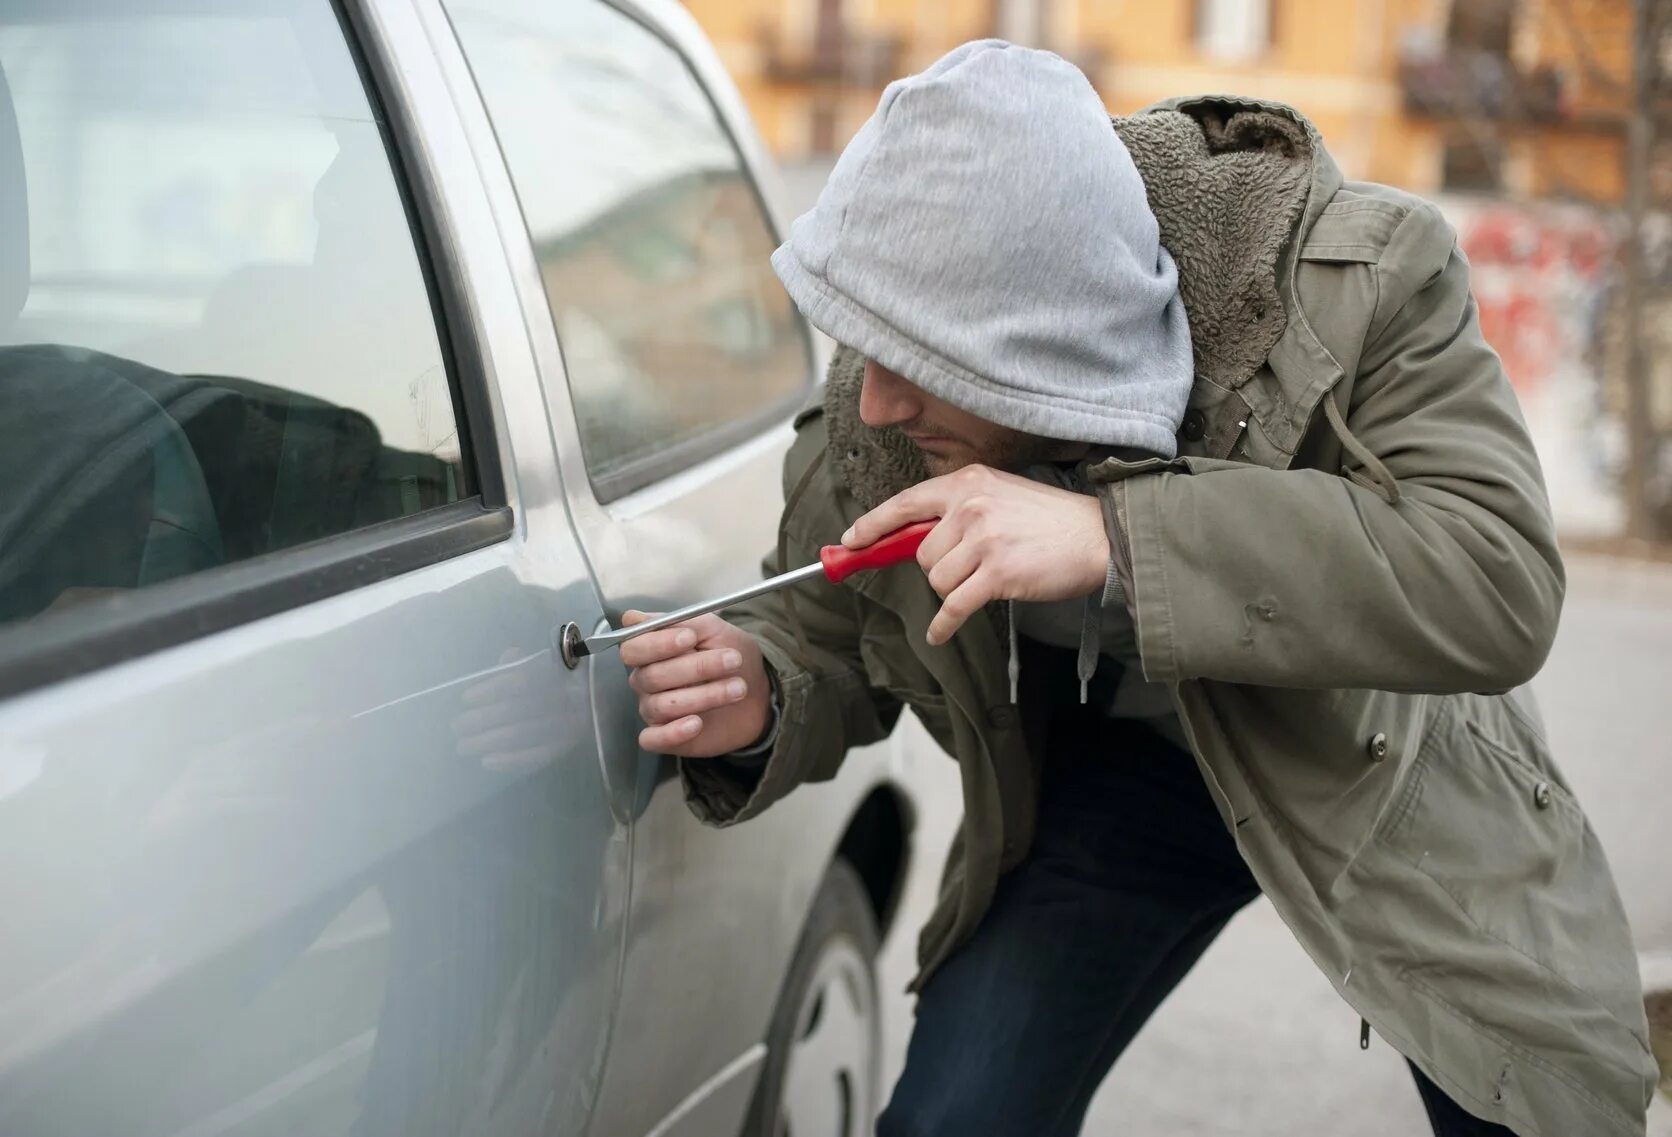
[562,520,937,662]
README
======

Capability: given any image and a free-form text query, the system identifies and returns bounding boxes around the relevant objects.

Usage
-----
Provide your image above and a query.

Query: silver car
[0,2,929,1134]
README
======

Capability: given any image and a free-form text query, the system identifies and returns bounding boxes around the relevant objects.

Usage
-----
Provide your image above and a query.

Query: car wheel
[743,859,881,1137]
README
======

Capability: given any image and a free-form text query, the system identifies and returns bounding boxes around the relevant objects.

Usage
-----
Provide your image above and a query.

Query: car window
[0,1,465,630]
[442,0,812,503]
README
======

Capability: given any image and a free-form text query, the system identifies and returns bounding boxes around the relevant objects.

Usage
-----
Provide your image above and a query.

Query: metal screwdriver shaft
[577,562,828,657]
[564,520,937,662]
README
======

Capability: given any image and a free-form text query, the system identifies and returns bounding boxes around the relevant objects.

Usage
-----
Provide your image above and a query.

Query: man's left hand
[842,465,1109,645]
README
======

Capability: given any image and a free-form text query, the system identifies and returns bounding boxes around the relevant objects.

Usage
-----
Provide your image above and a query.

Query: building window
[1196,0,1272,62]
[1442,133,1504,194]
[1447,0,1514,55]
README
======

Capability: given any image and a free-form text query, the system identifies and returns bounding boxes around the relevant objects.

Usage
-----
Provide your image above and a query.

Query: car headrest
[0,64,27,337]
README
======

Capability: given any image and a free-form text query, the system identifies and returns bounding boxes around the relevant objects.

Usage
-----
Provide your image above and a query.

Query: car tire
[742,858,882,1137]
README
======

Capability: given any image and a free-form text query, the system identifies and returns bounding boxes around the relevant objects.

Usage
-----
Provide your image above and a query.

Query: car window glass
[442,0,811,503]
[0,0,464,630]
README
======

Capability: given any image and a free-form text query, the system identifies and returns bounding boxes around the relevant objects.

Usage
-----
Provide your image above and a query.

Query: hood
[772,40,1194,458]
[823,94,1326,511]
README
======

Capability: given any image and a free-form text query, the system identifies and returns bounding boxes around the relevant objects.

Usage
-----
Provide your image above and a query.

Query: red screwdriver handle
[819,520,938,585]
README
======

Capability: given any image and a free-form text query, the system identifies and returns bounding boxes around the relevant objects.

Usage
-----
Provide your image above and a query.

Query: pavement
[873,553,1672,1134]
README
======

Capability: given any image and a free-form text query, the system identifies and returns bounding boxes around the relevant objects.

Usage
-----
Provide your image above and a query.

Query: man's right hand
[621,611,772,758]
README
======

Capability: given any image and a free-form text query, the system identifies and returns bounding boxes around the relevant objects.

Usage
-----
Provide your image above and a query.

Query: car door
[0,2,627,1135]
[423,0,835,1131]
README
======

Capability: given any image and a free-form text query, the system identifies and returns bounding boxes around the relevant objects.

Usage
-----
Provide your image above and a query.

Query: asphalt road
[873,553,1672,1134]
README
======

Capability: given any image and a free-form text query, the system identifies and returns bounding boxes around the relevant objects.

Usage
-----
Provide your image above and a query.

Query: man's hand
[842,465,1109,645]
[621,611,772,757]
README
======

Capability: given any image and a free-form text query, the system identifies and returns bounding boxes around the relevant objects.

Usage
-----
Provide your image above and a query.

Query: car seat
[0,340,225,623]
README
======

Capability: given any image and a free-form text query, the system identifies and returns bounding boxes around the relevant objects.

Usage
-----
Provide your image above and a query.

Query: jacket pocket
[1375,698,1590,971]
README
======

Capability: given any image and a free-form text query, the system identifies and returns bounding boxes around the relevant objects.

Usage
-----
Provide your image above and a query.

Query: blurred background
[674,1,1672,1132]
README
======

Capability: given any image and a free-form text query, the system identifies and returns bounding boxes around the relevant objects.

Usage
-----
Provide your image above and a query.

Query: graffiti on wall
[1433,195,1655,533]
[1446,199,1616,394]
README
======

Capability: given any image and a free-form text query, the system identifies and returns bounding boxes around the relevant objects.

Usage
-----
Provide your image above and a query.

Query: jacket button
[1180,409,1207,442]
[1533,782,1552,810]
[987,705,1018,730]
[1367,732,1389,762]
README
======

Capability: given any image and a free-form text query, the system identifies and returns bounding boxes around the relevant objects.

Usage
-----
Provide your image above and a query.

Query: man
[622,42,1657,1137]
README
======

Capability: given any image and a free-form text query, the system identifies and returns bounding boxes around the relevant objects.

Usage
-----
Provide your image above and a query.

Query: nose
[859,360,921,428]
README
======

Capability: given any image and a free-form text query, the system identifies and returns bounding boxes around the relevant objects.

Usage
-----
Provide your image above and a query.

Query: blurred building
[686,0,1642,206]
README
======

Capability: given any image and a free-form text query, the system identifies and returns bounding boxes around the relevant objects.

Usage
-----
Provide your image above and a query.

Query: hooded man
[621,41,1657,1137]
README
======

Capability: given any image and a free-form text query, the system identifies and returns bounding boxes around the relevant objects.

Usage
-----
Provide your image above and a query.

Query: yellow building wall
[1529,129,1628,201]
[689,0,1632,204]
[1523,0,1632,122]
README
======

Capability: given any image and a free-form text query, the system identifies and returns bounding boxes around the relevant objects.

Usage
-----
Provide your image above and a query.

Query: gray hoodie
[770,39,1193,456]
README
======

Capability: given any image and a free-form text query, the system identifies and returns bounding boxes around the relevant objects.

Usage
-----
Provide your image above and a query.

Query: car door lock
[555,622,585,670]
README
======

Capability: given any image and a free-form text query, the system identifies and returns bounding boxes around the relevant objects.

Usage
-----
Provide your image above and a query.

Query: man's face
[858,359,1085,476]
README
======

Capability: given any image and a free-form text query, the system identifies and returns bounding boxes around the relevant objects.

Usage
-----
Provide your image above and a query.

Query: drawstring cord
[1006,460,1105,707]
[1006,599,1020,704]
[1076,591,1100,704]
[1007,589,1100,706]
[1322,394,1400,505]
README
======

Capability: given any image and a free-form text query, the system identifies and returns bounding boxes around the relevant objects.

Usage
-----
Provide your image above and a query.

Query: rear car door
[0,2,626,1134]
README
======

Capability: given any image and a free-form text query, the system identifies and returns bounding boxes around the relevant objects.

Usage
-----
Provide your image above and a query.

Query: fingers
[927,571,994,646]
[618,611,733,667]
[637,675,750,725]
[843,477,952,548]
[912,511,960,570]
[630,647,743,694]
[924,540,979,599]
[844,464,1005,549]
[618,613,696,667]
[639,714,705,753]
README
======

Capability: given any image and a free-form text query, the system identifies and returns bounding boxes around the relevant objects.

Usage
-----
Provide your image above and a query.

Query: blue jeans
[878,694,1515,1137]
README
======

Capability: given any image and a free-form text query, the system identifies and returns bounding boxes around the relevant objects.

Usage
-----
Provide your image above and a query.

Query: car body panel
[0,1,925,1135]
[0,539,626,1137]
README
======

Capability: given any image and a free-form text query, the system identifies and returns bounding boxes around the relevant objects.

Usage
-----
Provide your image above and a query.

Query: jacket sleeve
[1098,203,1565,694]
[680,433,901,827]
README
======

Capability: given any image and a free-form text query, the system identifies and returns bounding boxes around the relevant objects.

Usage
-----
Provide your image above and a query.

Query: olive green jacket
[683,96,1657,1136]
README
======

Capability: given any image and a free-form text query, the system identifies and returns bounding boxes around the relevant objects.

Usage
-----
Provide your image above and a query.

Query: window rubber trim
[0,500,513,701]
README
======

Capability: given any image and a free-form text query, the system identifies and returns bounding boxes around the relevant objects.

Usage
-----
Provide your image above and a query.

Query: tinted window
[0,1,464,629]
[443,0,811,503]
